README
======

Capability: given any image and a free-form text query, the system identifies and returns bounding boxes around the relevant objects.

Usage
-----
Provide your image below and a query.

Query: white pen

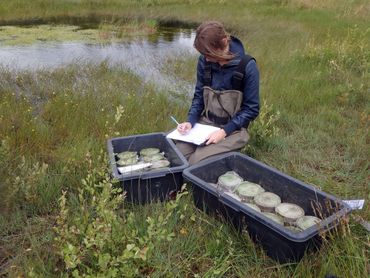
[170,115,180,125]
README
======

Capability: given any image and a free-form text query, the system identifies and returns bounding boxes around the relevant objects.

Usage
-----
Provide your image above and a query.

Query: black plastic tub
[182,152,351,263]
[107,132,189,204]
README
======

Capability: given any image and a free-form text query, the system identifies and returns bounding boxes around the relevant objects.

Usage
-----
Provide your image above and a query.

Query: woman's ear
[221,37,229,50]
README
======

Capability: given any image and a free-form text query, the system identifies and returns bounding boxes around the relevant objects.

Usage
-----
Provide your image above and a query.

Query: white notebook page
[166,123,220,145]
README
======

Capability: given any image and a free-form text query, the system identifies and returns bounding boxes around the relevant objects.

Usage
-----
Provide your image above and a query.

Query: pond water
[0,26,197,94]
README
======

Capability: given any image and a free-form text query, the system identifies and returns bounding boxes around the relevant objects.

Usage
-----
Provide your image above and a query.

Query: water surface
[0,26,197,94]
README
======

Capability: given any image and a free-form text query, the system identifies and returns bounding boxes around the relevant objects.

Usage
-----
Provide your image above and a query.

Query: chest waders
[176,54,255,165]
[200,53,254,127]
[200,86,243,127]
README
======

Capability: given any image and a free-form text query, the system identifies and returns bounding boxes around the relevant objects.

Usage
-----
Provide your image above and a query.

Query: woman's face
[203,37,230,64]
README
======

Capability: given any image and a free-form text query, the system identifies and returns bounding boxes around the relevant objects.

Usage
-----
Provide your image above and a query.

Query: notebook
[166,123,220,145]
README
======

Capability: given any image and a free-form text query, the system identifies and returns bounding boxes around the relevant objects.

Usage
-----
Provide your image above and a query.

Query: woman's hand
[205,129,227,145]
[177,122,192,135]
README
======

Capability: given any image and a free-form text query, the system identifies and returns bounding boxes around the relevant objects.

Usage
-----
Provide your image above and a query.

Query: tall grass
[0,0,369,277]
[0,63,189,276]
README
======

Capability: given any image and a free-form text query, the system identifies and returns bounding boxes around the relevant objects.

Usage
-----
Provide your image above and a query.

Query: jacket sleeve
[223,59,260,135]
[187,56,205,127]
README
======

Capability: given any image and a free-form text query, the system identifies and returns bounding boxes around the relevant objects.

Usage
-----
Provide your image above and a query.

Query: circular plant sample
[117,151,137,160]
[296,215,322,231]
[254,192,281,212]
[142,152,164,162]
[236,181,265,202]
[150,159,170,169]
[116,156,138,166]
[217,171,243,192]
[275,203,305,224]
[140,147,160,156]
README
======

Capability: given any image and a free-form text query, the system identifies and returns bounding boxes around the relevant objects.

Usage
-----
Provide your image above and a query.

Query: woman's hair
[193,21,235,61]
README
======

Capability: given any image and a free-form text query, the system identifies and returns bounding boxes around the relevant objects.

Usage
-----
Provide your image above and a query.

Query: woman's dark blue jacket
[187,36,260,136]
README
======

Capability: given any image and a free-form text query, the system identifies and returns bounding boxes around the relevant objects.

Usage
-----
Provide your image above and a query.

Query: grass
[0,0,369,277]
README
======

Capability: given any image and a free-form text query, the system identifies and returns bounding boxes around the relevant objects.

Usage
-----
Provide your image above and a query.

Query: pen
[170,115,180,125]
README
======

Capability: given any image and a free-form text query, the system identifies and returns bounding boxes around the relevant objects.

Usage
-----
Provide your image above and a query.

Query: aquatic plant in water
[0,22,158,46]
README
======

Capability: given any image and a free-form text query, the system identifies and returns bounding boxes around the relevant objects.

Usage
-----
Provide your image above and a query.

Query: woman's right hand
[177,122,192,135]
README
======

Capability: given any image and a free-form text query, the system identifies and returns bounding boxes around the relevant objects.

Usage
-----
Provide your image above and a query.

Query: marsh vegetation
[0,0,369,277]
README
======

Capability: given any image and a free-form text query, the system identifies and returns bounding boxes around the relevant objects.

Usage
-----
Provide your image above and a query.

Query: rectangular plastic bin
[182,152,351,263]
[107,132,189,204]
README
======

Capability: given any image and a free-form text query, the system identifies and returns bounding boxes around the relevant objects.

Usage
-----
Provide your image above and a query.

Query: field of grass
[0,0,369,277]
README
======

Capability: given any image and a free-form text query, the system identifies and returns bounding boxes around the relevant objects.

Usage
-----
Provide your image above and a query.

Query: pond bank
[0,24,197,96]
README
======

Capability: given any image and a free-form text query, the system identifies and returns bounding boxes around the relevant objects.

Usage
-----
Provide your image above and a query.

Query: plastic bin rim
[182,151,352,242]
[107,132,189,180]
[183,152,350,204]
[222,193,351,242]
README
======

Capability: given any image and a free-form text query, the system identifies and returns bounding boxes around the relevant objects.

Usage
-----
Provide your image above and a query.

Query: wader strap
[215,94,232,119]
[203,54,255,90]
[231,54,255,91]
[204,61,212,87]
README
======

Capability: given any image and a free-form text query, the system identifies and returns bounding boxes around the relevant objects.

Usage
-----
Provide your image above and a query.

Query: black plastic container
[107,132,188,204]
[182,152,351,263]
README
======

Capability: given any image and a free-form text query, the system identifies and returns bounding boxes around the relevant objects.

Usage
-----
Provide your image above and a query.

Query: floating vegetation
[0,21,158,46]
